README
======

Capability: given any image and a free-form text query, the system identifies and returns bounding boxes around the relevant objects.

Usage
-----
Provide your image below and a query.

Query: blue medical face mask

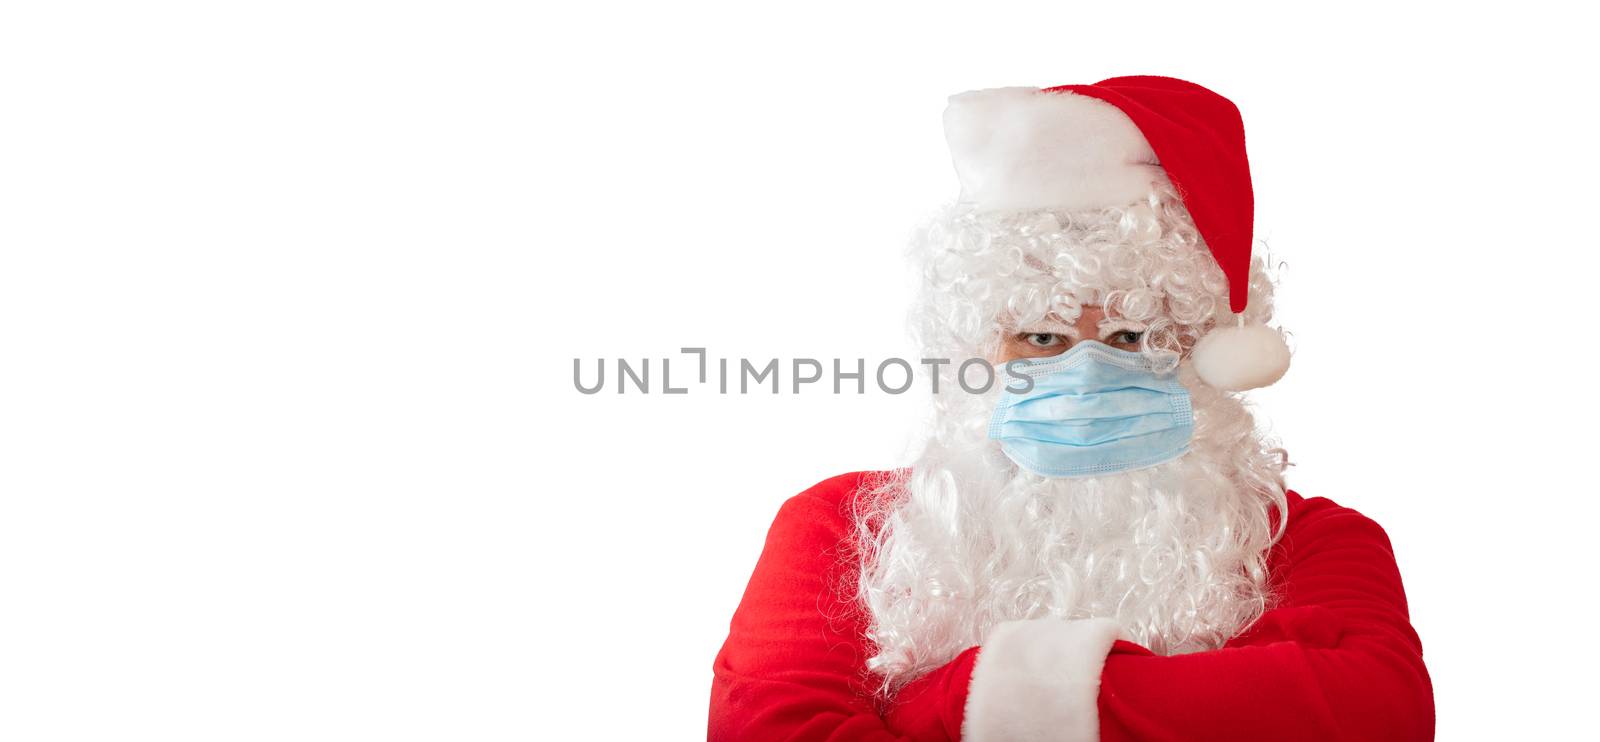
[989,340,1194,478]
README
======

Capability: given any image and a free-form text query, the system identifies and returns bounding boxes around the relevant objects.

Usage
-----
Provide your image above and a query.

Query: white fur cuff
[962,617,1122,742]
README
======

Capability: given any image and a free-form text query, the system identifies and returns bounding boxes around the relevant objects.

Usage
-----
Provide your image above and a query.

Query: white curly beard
[854,363,1288,697]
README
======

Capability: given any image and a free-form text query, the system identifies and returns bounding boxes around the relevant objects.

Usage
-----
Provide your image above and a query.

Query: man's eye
[1110,331,1143,345]
[1023,333,1064,348]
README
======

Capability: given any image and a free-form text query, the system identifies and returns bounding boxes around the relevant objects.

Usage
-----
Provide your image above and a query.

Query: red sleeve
[1097,493,1435,741]
[708,472,977,741]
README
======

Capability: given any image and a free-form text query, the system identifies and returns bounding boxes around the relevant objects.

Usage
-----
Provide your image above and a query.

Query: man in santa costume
[708,77,1433,741]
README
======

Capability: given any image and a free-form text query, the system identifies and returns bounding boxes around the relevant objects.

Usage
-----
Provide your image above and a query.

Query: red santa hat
[943,75,1290,391]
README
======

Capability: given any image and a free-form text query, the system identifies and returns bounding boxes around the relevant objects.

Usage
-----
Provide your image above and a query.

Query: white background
[2,2,1595,739]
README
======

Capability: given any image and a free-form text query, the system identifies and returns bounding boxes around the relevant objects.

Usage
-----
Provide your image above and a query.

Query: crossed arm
[708,473,1433,741]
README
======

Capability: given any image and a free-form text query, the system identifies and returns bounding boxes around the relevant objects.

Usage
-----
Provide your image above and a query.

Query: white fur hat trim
[942,87,1165,212]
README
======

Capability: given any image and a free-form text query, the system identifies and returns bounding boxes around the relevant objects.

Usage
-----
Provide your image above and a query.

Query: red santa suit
[708,472,1432,740]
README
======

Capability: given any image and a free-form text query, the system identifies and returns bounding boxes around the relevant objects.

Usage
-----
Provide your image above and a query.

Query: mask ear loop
[1151,349,1181,375]
[1145,316,1186,376]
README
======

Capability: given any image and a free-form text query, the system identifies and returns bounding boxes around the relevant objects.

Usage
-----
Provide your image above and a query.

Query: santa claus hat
[943,75,1289,391]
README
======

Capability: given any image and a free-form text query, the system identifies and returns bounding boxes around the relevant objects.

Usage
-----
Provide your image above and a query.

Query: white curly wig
[853,184,1290,698]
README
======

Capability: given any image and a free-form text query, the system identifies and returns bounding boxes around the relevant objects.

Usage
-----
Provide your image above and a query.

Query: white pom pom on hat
[943,75,1291,391]
[1190,320,1291,392]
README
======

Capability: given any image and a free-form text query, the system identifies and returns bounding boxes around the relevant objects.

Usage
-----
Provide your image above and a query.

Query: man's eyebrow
[1016,317,1080,338]
[1096,317,1148,334]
